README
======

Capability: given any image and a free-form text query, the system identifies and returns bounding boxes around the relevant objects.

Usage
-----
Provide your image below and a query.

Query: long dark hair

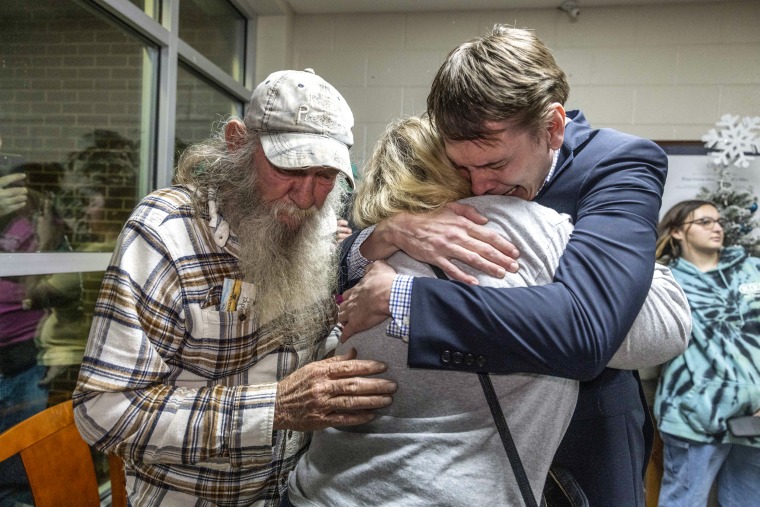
[655,199,717,264]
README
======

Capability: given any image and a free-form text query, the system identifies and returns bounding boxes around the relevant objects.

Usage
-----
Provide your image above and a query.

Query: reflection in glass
[179,0,246,82]
[127,0,160,20]
[61,130,140,250]
[0,273,47,505]
[0,1,154,501]
[0,1,151,255]
[0,267,107,424]
[175,64,242,162]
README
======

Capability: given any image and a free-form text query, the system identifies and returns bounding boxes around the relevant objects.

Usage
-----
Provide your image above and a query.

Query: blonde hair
[351,116,471,228]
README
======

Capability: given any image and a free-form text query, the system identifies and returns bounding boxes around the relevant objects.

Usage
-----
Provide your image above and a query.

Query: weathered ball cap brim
[260,131,354,188]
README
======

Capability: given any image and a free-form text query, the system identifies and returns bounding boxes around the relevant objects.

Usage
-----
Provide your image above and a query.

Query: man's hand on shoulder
[273,348,397,431]
[368,202,519,284]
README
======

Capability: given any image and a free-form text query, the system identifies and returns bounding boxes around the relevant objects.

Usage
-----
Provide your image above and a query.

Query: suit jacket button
[465,354,474,365]
[476,356,486,368]
[453,352,463,364]
[441,350,452,363]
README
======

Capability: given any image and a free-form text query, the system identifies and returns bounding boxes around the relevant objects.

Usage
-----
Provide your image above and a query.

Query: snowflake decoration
[702,114,760,168]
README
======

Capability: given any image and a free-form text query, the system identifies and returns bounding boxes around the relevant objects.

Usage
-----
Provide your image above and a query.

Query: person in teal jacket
[654,199,760,507]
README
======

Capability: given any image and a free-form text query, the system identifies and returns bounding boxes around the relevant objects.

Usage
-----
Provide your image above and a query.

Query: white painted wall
[257,1,760,171]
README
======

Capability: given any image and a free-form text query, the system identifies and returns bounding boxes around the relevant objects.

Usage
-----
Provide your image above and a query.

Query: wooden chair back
[0,400,127,507]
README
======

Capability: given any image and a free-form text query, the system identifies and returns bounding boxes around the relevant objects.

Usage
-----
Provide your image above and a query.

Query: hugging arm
[608,263,691,370]
[351,202,520,285]
[405,137,668,380]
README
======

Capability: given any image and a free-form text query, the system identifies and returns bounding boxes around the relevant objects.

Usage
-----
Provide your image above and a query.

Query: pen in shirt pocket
[221,278,256,312]
[201,285,222,309]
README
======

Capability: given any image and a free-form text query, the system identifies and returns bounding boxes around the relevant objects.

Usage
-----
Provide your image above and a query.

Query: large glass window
[0,1,153,254]
[179,0,246,83]
[0,0,163,502]
[175,63,243,153]
[1,7,253,502]
[127,0,160,20]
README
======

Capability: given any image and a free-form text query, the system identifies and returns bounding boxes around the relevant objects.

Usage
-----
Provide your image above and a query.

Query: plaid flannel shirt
[73,186,330,507]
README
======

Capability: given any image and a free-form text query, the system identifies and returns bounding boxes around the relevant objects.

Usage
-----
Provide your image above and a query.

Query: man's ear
[546,103,566,151]
[225,119,247,152]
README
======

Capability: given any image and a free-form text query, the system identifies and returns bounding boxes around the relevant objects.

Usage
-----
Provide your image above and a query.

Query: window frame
[0,0,256,277]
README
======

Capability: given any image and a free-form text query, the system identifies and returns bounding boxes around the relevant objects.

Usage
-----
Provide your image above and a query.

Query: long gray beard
[230,189,341,345]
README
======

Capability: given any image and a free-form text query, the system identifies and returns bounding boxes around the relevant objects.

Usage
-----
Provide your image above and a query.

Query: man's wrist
[361,217,402,261]
[348,226,375,280]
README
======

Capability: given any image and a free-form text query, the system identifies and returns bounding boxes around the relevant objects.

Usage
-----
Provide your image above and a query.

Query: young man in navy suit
[338,25,671,506]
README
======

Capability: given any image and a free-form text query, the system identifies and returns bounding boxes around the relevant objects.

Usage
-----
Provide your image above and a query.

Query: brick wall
[257,1,760,168]
[0,2,240,240]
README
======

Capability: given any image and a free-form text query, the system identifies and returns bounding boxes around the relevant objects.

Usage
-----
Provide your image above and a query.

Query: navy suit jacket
[340,111,667,506]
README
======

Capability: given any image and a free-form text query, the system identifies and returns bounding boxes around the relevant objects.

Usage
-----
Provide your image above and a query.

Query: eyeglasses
[680,217,727,229]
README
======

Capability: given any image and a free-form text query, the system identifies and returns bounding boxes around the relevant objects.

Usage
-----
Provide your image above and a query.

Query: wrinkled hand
[0,173,28,217]
[338,261,396,341]
[274,347,397,431]
[369,202,520,284]
[336,218,353,244]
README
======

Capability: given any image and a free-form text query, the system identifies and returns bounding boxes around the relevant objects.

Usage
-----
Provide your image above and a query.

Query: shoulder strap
[428,265,539,507]
[479,373,539,507]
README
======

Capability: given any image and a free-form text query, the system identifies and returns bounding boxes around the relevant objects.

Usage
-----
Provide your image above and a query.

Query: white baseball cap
[244,68,355,188]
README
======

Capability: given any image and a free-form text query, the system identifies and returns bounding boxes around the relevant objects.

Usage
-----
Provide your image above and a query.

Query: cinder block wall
[257,1,760,170]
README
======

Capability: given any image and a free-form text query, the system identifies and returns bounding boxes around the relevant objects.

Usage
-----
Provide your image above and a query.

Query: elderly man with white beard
[73,69,397,507]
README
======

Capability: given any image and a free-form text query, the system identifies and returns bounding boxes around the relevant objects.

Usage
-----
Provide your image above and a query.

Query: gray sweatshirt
[288,196,579,506]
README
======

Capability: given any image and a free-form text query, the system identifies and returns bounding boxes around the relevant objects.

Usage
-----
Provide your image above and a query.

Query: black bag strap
[428,265,539,507]
[479,372,540,507]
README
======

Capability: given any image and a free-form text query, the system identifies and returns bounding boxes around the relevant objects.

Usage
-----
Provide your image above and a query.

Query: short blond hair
[351,116,471,228]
